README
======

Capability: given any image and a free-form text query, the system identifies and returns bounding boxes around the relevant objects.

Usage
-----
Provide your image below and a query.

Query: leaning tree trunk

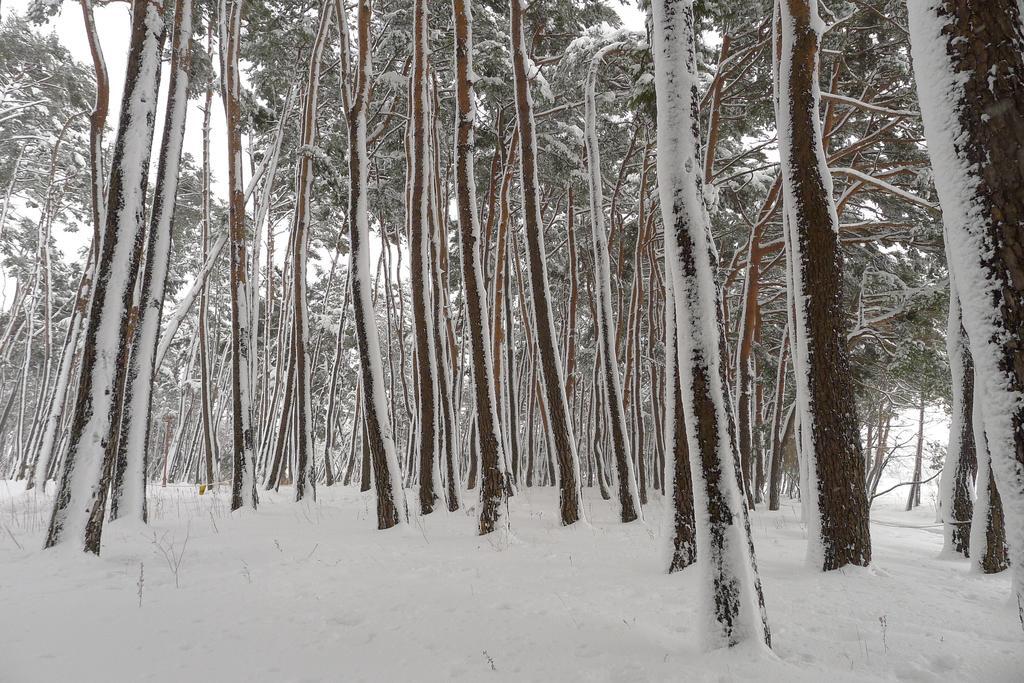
[110,0,193,522]
[510,0,582,525]
[938,274,975,557]
[907,0,1024,605]
[347,0,407,528]
[222,0,258,511]
[289,0,334,502]
[651,0,770,649]
[584,42,641,524]
[774,0,871,570]
[45,0,166,553]
[453,0,508,534]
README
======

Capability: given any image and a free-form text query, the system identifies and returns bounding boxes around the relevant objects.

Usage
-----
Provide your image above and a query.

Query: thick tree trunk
[665,271,695,572]
[971,386,1010,574]
[775,0,871,570]
[45,0,166,552]
[651,0,770,649]
[907,0,1024,604]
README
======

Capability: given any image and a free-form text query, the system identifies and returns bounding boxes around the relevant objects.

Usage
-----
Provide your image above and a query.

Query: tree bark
[45,0,166,552]
[651,0,770,648]
[907,0,1024,603]
[775,0,871,570]
[510,0,583,525]
[347,0,407,527]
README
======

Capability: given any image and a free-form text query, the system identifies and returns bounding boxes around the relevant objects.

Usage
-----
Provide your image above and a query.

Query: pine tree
[774,0,871,570]
[907,0,1024,603]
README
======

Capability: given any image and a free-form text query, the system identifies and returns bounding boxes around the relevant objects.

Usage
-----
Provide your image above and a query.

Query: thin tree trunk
[289,1,334,501]
[223,0,258,511]
[347,0,407,527]
[454,0,507,533]
[510,0,582,525]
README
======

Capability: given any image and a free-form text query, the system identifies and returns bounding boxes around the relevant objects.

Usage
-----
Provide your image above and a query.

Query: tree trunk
[905,393,926,511]
[584,41,641,523]
[907,0,1024,604]
[223,0,258,511]
[289,1,334,502]
[939,277,975,556]
[775,0,871,570]
[407,0,443,515]
[111,0,193,522]
[651,0,770,649]
[347,0,407,527]
[454,0,508,534]
[510,0,582,525]
[665,270,696,572]
[45,0,166,552]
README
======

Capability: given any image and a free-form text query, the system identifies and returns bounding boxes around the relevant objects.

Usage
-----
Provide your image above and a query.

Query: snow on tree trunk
[510,0,583,526]
[198,59,218,489]
[44,0,166,553]
[907,0,1024,603]
[970,382,1010,574]
[650,0,770,649]
[663,263,696,571]
[584,41,642,525]
[347,0,407,528]
[939,274,976,557]
[453,0,508,535]
[289,0,334,502]
[774,0,871,570]
[110,0,193,522]
[223,0,258,511]
[408,0,444,515]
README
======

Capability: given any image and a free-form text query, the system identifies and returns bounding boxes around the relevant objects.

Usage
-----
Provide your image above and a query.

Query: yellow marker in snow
[199,484,207,495]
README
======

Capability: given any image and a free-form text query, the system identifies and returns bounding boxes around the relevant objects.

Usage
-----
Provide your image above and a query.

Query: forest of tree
[0,0,1022,656]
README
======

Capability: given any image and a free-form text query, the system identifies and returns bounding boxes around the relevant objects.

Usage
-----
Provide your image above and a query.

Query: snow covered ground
[0,482,1020,682]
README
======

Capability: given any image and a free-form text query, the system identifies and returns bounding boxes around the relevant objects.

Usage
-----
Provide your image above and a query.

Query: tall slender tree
[289,0,335,502]
[222,0,259,510]
[453,0,508,534]
[510,0,583,525]
[583,41,641,524]
[408,0,443,514]
[111,0,193,522]
[346,0,407,528]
